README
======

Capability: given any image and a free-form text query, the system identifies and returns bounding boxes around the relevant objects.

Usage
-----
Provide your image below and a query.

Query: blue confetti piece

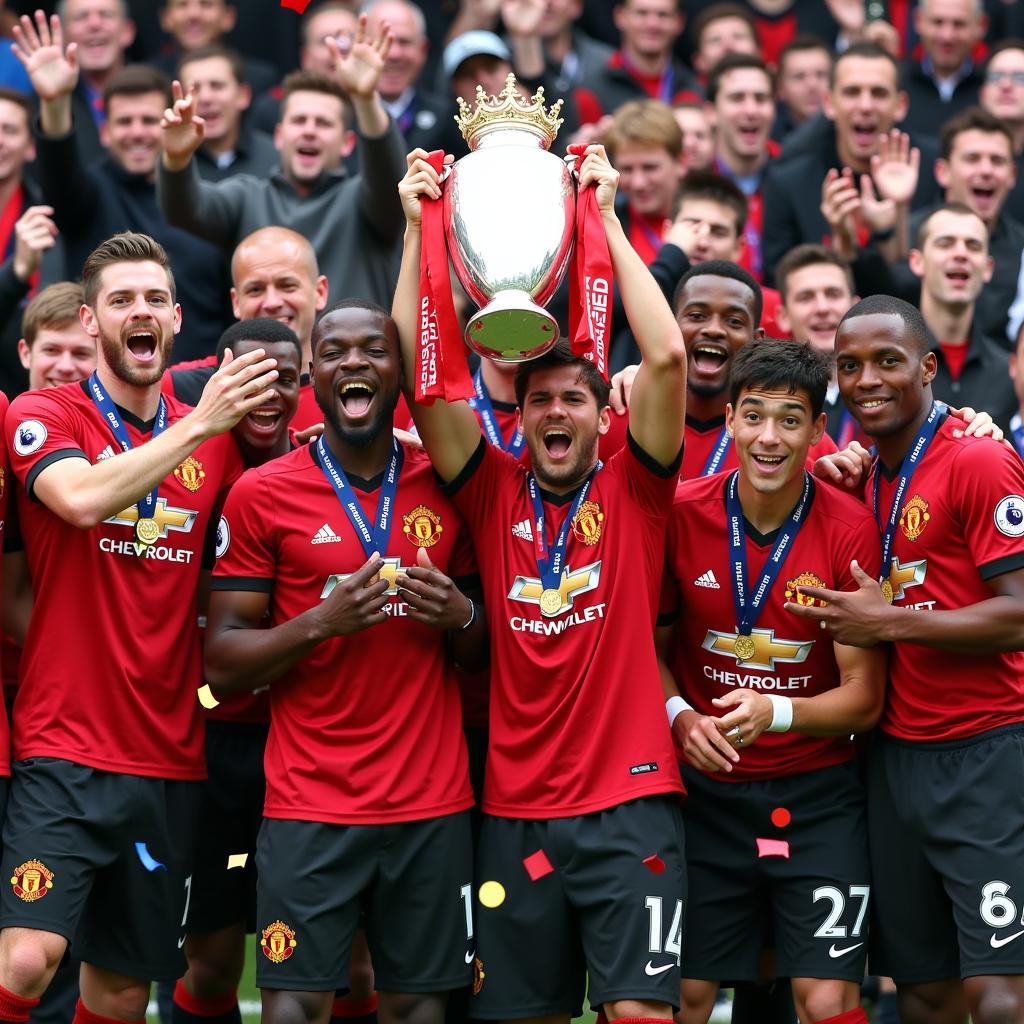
[135,842,166,872]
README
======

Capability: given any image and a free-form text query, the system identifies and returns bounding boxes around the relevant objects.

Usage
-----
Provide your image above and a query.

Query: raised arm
[585,146,687,466]
[393,150,482,483]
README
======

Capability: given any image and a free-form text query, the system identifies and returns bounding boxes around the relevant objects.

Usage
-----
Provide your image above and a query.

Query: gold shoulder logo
[571,500,605,545]
[174,456,206,493]
[11,860,53,902]
[403,505,442,547]
[260,920,297,963]
[900,495,930,541]
[784,572,828,608]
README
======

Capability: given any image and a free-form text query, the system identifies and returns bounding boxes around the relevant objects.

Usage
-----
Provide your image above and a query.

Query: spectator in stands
[762,42,937,284]
[364,0,462,156]
[674,100,715,171]
[912,202,1016,428]
[15,15,233,361]
[177,45,277,181]
[706,52,775,280]
[690,3,758,81]
[734,0,842,69]
[578,0,698,122]
[155,0,277,93]
[900,0,986,141]
[980,39,1024,221]
[604,97,684,264]
[16,281,96,392]
[159,18,406,311]
[537,0,613,96]
[55,0,135,167]
[773,35,832,143]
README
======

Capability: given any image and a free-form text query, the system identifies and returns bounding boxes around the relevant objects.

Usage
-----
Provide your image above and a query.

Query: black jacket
[36,124,234,362]
[898,59,984,144]
[193,128,280,183]
[578,51,701,118]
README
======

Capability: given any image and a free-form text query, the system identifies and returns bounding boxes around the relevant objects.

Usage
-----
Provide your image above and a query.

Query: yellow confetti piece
[227,853,248,870]
[479,880,506,908]
[197,684,219,709]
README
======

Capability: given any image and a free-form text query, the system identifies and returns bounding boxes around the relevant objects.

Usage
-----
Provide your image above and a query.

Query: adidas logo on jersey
[511,518,534,542]
[96,445,115,461]
[311,524,341,545]
[694,570,721,589]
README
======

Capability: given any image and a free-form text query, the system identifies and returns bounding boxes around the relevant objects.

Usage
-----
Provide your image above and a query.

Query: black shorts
[255,812,473,993]
[470,796,686,1020]
[680,761,869,983]
[0,758,200,982]
[187,720,267,934]
[868,724,1024,983]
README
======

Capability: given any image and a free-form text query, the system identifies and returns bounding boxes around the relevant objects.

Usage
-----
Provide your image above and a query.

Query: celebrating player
[394,145,688,1024]
[204,299,483,1024]
[791,294,1024,1024]
[659,338,886,1024]
[0,231,278,1024]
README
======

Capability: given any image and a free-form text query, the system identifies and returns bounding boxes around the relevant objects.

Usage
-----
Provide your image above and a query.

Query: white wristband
[766,694,794,733]
[666,695,692,727]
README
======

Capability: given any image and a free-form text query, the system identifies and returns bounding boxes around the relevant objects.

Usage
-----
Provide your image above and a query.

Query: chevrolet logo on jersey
[703,627,814,672]
[885,555,927,602]
[105,498,198,538]
[320,556,410,599]
[508,561,601,617]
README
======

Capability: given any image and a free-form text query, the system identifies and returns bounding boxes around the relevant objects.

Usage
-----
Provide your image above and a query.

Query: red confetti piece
[770,807,791,829]
[523,849,553,881]
[756,838,790,859]
[642,854,665,874]
[280,0,313,11]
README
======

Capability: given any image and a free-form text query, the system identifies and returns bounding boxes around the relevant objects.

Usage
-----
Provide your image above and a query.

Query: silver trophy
[444,74,574,362]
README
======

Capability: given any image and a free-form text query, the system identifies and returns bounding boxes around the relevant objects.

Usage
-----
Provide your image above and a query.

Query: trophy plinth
[445,74,573,362]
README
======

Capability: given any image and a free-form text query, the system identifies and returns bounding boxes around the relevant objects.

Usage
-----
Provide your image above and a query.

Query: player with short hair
[0,231,278,1024]
[204,299,483,1024]
[796,293,1024,1024]
[659,338,885,1024]
[393,144,688,1024]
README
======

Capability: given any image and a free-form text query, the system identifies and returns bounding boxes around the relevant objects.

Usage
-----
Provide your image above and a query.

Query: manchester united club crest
[11,860,53,902]
[472,956,485,995]
[403,505,443,548]
[899,495,930,541]
[571,500,605,545]
[260,920,297,963]
[784,572,828,608]
[174,456,206,493]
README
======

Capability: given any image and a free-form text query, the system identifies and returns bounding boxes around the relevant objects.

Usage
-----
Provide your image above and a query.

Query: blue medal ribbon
[871,401,943,591]
[1011,413,1024,459]
[725,469,813,653]
[527,463,601,614]
[87,371,168,536]
[702,425,732,476]
[470,369,525,457]
[315,436,404,559]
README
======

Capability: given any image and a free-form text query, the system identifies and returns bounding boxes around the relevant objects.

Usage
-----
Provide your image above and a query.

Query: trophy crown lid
[454,73,564,148]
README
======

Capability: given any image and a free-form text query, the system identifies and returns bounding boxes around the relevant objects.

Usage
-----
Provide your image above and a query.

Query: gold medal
[733,633,756,663]
[880,579,894,605]
[539,588,563,617]
[135,517,159,545]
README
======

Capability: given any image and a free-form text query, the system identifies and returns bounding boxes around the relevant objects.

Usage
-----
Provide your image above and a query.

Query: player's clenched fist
[395,546,474,631]
[312,554,391,636]
[192,346,279,438]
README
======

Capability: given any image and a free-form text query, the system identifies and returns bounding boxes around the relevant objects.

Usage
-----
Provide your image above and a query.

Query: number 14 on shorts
[645,896,683,973]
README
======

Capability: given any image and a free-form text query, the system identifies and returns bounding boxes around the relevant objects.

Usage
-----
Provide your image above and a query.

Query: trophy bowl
[445,75,575,362]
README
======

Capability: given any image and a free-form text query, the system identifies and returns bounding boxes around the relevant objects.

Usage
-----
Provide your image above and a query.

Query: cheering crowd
[0,3,1020,1024]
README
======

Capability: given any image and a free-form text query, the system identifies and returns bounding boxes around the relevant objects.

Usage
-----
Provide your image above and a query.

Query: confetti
[756,838,790,859]
[280,0,313,11]
[523,850,553,881]
[135,842,166,872]
[197,685,219,709]
[642,854,666,874]
[770,807,791,829]
[227,853,249,870]
[478,880,506,908]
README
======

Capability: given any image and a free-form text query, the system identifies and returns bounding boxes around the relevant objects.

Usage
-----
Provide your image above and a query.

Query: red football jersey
[662,472,881,780]
[0,390,10,776]
[870,417,1024,741]
[212,441,475,825]
[6,381,242,779]
[448,436,684,818]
